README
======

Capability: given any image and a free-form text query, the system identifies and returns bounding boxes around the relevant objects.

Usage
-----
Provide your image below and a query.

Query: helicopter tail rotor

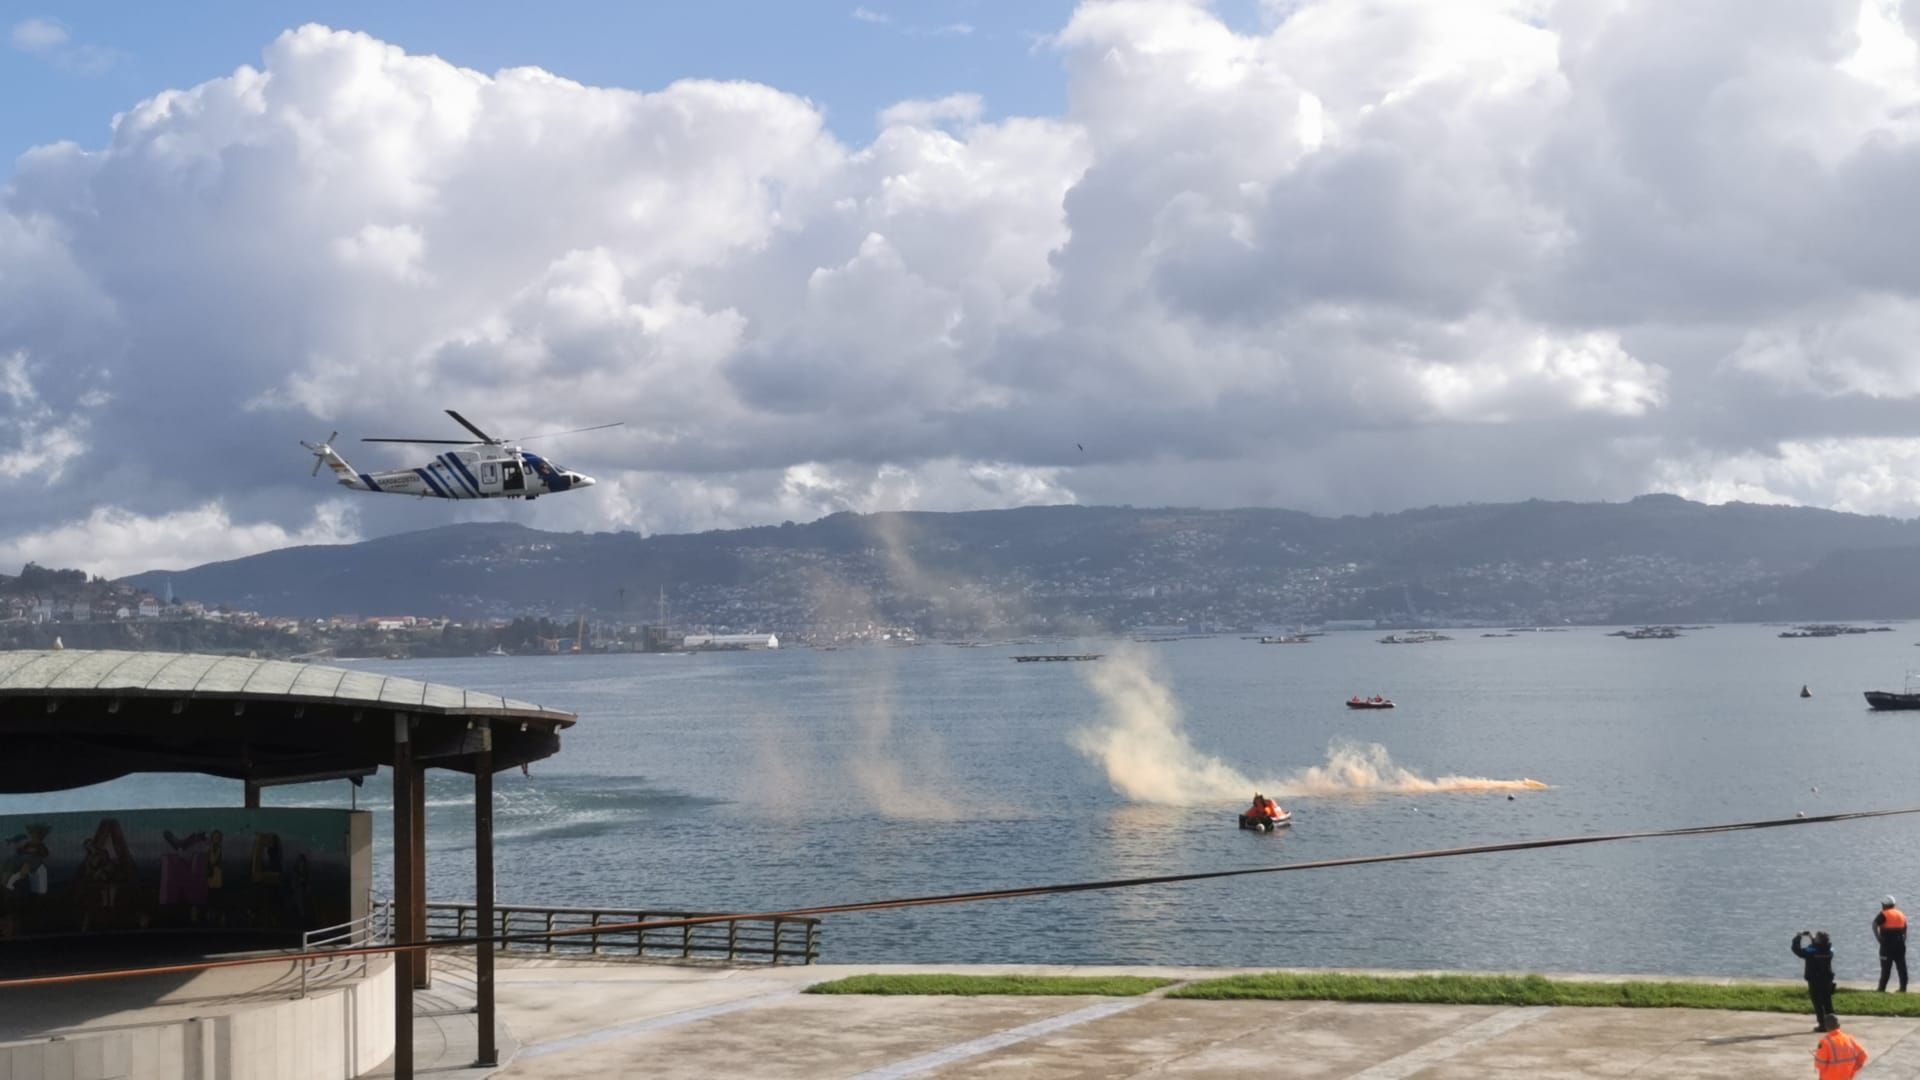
[301,432,341,477]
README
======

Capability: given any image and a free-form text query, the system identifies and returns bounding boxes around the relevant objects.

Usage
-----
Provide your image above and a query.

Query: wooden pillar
[410,756,430,990]
[474,728,497,1066]
[392,715,415,1080]
[243,781,260,809]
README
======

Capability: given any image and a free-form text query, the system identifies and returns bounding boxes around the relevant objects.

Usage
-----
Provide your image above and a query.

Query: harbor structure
[681,632,780,649]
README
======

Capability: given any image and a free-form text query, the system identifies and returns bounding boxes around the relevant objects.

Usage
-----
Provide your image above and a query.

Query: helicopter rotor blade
[445,410,499,444]
[511,422,626,443]
[306,432,338,476]
[361,438,475,445]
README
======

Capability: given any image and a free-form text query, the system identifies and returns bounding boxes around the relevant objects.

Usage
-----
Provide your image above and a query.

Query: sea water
[10,624,1920,980]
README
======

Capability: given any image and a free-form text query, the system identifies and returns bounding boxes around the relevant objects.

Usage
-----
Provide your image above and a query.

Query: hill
[120,496,1920,630]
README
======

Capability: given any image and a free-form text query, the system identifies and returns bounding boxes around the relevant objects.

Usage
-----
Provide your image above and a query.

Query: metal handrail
[298,893,391,997]
[423,900,820,965]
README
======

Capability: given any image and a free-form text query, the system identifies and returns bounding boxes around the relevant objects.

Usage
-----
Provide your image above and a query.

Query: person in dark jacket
[1794,930,1838,1030]
[1874,896,1908,992]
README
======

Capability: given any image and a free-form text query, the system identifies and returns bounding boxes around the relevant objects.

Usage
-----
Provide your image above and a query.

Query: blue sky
[2,1,1101,164]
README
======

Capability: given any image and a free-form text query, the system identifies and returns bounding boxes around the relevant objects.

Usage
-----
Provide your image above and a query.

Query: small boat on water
[1238,809,1292,832]
[1259,634,1312,644]
[1238,795,1292,832]
[1347,695,1395,709]
[1865,691,1920,711]
[1865,673,1920,710]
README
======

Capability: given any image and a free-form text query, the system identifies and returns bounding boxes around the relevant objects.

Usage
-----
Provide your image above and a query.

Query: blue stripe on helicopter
[444,453,484,495]
[359,472,381,492]
[430,455,462,495]
[439,451,476,495]
[432,462,466,498]
[415,468,450,498]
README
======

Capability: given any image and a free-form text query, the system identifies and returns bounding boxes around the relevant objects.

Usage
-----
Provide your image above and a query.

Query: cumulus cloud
[850,6,971,37]
[879,92,984,128]
[9,17,67,52]
[1652,438,1920,516]
[9,16,119,72]
[0,501,360,580]
[8,4,1920,577]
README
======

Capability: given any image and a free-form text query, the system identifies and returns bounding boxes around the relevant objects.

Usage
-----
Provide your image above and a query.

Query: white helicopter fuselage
[313,443,593,499]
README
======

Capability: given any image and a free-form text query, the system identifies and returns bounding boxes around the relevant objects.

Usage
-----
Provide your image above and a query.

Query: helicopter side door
[502,459,526,493]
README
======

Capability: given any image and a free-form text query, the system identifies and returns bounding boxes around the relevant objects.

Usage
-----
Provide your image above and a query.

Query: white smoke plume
[1073,647,1544,804]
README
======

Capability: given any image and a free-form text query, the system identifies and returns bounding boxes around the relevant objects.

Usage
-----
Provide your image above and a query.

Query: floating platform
[1012,654,1105,663]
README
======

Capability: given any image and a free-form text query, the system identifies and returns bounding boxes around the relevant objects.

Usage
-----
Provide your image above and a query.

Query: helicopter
[302,410,619,500]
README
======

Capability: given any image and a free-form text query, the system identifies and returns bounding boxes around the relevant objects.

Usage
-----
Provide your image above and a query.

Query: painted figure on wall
[79,840,114,930]
[251,832,284,926]
[77,818,133,921]
[205,829,225,926]
[1,808,357,939]
[289,853,312,925]
[3,824,51,897]
[158,829,211,909]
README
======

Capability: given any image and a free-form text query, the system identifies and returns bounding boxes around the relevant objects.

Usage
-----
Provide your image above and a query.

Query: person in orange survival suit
[1814,1020,1869,1079]
[1874,895,1908,993]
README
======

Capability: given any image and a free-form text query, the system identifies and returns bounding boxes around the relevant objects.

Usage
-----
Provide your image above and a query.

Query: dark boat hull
[1238,812,1292,831]
[1346,701,1395,709]
[1865,691,1920,711]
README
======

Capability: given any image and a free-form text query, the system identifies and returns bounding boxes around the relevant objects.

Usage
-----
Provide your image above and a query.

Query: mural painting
[0,808,368,940]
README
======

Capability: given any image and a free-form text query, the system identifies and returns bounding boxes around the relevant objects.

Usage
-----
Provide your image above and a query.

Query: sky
[7,0,1920,577]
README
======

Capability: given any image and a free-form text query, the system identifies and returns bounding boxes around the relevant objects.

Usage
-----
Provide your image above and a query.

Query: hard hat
[1884,895,1898,908]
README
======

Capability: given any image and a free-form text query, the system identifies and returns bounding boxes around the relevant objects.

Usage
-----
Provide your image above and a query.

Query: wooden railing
[424,901,821,965]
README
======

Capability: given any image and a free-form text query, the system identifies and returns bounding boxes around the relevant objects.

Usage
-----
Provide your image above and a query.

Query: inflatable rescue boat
[1238,809,1293,832]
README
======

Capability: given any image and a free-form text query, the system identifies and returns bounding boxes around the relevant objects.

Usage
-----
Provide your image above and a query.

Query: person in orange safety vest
[1815,1022,1868,1079]
[1875,895,1908,993]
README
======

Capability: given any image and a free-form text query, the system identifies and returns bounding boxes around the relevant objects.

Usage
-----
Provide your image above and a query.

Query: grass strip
[805,974,1176,997]
[1170,972,1920,1016]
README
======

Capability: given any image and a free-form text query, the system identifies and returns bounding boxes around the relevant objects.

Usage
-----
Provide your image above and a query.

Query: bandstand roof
[0,650,574,792]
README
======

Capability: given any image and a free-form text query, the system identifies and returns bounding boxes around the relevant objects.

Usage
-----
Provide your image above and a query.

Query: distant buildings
[681,632,779,650]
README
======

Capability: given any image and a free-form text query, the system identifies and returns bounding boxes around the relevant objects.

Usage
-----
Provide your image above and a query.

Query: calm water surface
[12,625,1920,980]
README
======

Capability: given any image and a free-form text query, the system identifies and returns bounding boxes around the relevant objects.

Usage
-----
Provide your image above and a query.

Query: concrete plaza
[407,959,1920,1078]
